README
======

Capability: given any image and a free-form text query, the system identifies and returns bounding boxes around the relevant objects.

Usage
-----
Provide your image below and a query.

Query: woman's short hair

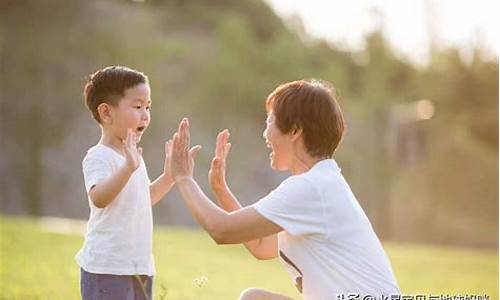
[265,79,345,157]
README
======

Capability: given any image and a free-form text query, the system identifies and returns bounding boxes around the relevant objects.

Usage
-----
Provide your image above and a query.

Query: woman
[168,80,400,300]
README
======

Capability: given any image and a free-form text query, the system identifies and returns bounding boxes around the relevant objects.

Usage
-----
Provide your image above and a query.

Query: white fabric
[75,144,155,276]
[253,159,400,300]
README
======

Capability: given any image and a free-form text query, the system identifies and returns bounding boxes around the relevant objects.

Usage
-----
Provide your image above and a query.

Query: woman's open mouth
[266,142,274,159]
[265,141,274,159]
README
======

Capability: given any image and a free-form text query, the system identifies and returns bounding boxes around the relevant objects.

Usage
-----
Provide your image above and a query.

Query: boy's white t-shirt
[75,144,155,276]
[253,159,400,300]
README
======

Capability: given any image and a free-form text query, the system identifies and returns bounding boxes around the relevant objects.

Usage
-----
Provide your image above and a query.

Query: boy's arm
[89,165,134,208]
[90,129,142,208]
[149,140,175,206]
[150,173,174,205]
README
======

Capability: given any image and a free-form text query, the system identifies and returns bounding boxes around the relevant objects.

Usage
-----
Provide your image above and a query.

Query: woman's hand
[170,118,202,181]
[209,129,232,191]
[123,128,142,173]
[163,139,173,181]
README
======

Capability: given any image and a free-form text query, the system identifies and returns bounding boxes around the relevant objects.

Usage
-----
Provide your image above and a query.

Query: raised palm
[124,128,142,172]
[209,129,232,189]
[170,118,202,180]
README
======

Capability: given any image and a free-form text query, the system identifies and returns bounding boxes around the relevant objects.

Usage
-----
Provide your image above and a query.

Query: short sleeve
[252,176,325,236]
[82,154,113,193]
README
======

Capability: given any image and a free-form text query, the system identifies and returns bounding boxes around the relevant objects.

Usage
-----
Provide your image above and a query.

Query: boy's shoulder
[83,144,118,163]
[85,143,106,156]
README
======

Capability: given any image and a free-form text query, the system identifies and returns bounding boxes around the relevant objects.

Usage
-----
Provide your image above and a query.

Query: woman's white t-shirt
[253,159,400,300]
[75,144,155,276]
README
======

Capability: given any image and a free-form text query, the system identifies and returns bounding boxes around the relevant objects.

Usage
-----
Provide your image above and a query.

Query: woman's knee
[239,288,266,300]
[239,288,292,300]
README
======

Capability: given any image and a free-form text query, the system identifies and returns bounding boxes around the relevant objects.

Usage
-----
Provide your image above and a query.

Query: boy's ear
[97,103,113,124]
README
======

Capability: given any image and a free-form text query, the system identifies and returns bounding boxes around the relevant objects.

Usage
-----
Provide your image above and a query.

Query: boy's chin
[119,131,144,143]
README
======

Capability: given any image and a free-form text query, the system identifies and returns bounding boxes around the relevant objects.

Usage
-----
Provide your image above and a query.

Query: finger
[211,157,220,168]
[222,130,229,154]
[177,118,184,135]
[210,157,221,175]
[185,118,191,150]
[166,139,172,150]
[133,132,139,146]
[189,145,202,160]
[172,133,179,155]
[222,129,229,145]
[224,142,232,159]
[168,139,173,158]
[130,129,139,148]
[179,119,188,151]
[175,120,184,153]
[126,128,132,147]
[215,130,224,157]
[212,156,223,168]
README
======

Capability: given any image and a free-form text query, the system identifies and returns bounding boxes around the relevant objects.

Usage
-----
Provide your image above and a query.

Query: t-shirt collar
[311,158,341,173]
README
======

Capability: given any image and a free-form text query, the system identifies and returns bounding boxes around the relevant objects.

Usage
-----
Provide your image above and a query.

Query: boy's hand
[124,128,143,173]
[170,118,202,181]
[209,129,231,191]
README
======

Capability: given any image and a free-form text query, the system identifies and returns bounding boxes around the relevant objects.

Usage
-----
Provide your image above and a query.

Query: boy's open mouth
[136,126,146,132]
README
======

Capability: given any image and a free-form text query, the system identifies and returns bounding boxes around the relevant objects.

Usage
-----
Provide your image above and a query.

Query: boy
[76,66,173,300]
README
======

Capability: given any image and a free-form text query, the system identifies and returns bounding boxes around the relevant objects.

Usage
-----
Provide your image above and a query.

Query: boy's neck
[99,127,125,155]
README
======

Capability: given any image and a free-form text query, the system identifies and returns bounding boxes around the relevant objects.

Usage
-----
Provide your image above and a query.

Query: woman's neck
[290,154,327,175]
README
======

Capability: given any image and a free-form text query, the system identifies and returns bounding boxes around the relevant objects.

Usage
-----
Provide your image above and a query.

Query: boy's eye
[146,106,151,110]
[135,105,141,109]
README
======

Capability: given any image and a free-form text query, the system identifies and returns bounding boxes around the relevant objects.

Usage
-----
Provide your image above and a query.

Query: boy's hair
[84,66,148,123]
[265,79,345,157]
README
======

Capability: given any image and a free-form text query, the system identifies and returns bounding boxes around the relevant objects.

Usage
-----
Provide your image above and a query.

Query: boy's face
[108,83,152,143]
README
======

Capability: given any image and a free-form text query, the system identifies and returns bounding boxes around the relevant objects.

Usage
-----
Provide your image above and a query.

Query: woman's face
[263,112,294,171]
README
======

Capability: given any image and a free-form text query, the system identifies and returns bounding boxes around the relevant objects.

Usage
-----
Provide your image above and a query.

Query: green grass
[0,215,497,300]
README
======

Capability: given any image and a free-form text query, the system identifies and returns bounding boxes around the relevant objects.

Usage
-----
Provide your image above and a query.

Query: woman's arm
[176,176,282,245]
[170,119,283,247]
[209,130,278,259]
[211,182,278,259]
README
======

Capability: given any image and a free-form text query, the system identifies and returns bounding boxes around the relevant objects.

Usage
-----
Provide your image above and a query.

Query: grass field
[0,215,497,300]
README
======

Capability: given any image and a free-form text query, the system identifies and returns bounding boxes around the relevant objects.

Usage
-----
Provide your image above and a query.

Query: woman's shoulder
[278,173,319,197]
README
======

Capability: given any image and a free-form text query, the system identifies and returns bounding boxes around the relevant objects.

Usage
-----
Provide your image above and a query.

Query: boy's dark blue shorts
[80,268,153,300]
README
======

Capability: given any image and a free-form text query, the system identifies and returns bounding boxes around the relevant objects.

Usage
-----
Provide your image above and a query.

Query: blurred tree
[0,0,496,247]
[0,0,86,216]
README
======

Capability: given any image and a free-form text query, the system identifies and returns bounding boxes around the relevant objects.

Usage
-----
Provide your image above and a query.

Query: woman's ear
[97,103,113,125]
[291,127,303,142]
